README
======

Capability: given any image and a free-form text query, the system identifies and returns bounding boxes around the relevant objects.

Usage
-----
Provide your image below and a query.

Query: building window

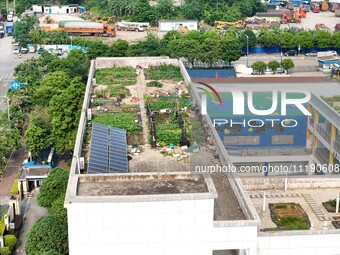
[224,136,260,145]
[272,135,294,145]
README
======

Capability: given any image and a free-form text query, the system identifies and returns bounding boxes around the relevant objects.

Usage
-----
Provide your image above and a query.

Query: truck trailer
[63,22,115,37]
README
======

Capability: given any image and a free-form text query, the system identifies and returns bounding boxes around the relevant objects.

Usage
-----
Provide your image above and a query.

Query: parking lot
[281,10,339,31]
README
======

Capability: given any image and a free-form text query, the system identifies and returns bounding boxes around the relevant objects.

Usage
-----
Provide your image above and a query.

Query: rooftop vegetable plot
[144,64,182,81]
[93,113,141,133]
[95,67,137,86]
[146,96,191,146]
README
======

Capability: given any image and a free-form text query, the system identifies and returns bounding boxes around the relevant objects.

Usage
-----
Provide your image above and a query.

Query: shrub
[37,168,69,208]
[49,196,67,219]
[4,235,17,249]
[146,81,163,88]
[0,247,11,255]
[25,215,68,255]
[156,124,179,130]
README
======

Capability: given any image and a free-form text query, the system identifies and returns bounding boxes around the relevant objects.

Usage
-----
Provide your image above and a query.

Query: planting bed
[323,199,336,213]
[266,203,310,231]
[144,64,182,81]
[95,67,137,86]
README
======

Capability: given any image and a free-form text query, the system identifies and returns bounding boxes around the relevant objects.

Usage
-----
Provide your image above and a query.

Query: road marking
[0,73,13,80]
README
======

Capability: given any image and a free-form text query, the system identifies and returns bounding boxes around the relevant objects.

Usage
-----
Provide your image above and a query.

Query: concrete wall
[95,57,178,69]
[258,231,340,255]
[67,198,258,255]
[242,177,340,191]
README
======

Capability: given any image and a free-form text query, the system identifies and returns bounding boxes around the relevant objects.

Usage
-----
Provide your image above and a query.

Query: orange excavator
[299,7,306,18]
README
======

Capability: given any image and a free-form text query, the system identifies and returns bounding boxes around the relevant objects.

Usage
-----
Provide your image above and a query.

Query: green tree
[13,15,39,46]
[132,0,155,24]
[49,77,85,153]
[258,29,279,48]
[155,0,176,20]
[198,37,222,67]
[127,33,168,56]
[182,0,202,20]
[252,61,267,73]
[4,235,17,249]
[42,251,63,255]
[279,31,297,49]
[37,168,69,208]
[25,124,50,158]
[220,32,242,64]
[85,40,112,59]
[296,30,314,49]
[223,4,243,22]
[168,38,200,66]
[25,215,68,255]
[111,39,129,57]
[313,30,332,48]
[162,30,182,45]
[0,247,11,255]
[239,29,257,48]
[282,58,295,74]
[29,107,52,131]
[332,32,340,49]
[31,71,71,107]
[267,61,280,72]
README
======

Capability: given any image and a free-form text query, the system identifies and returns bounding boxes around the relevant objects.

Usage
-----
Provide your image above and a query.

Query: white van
[29,46,36,53]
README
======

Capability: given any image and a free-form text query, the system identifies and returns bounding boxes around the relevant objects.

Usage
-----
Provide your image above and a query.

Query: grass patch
[93,113,141,132]
[321,95,340,112]
[270,203,310,231]
[10,180,19,195]
[107,85,131,97]
[145,64,182,81]
[95,67,137,85]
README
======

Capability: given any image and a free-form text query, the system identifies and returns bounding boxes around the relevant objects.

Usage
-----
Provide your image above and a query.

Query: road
[0,35,38,110]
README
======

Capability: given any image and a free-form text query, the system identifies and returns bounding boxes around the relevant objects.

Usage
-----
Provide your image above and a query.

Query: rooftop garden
[265,203,310,231]
[95,66,137,86]
[144,64,183,81]
[321,95,340,112]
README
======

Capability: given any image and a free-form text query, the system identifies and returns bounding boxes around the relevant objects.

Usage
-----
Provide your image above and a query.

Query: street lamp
[245,34,249,67]
[280,51,283,66]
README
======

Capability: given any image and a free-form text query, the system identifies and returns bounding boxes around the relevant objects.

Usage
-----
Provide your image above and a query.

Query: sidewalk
[0,146,26,198]
[14,192,48,255]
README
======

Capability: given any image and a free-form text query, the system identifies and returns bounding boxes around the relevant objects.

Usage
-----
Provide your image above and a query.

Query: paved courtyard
[248,188,340,231]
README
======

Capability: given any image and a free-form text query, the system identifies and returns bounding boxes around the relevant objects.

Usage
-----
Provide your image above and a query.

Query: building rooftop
[77,172,211,197]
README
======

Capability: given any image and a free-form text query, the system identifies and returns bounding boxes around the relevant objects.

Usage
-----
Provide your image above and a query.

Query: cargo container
[63,22,115,37]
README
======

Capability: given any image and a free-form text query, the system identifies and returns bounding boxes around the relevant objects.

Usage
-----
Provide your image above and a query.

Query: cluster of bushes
[251,59,294,74]
[25,168,69,255]
[0,235,17,255]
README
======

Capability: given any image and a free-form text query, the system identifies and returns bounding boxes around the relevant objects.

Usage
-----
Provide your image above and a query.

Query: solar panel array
[88,123,128,174]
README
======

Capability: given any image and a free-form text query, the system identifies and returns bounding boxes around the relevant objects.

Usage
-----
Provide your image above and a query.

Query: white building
[158,20,197,32]
[32,4,85,14]
[65,57,340,255]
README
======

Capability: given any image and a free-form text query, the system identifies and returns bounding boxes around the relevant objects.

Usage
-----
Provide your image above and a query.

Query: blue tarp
[242,46,339,54]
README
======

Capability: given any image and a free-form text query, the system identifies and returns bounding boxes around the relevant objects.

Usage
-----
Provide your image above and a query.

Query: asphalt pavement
[0,35,38,110]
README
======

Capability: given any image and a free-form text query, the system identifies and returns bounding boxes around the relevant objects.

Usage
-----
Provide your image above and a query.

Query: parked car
[29,46,36,53]
[21,47,29,54]
[285,50,297,56]
[305,51,318,57]
[275,69,287,74]
[37,47,45,54]
[12,47,20,54]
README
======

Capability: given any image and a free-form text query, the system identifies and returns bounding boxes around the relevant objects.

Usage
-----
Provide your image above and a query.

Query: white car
[13,47,20,54]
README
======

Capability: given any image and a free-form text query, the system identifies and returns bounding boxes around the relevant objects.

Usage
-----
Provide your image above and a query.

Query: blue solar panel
[88,123,128,174]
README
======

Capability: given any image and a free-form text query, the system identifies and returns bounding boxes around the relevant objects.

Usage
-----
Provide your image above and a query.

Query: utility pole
[245,34,249,67]
[6,0,9,13]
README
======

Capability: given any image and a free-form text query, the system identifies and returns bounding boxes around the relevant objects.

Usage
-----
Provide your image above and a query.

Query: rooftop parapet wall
[242,176,340,191]
[178,59,260,224]
[95,57,179,69]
